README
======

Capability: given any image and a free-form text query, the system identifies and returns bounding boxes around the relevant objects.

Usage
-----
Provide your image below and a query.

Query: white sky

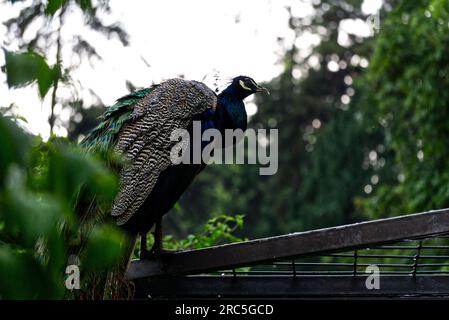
[0,0,382,139]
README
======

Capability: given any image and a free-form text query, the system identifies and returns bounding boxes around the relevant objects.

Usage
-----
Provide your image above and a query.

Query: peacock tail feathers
[80,86,156,153]
[71,88,160,299]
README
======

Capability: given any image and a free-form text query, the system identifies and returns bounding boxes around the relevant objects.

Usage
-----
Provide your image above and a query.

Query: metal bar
[356,263,412,268]
[133,275,449,298]
[371,246,419,250]
[216,270,415,275]
[369,245,449,250]
[412,240,423,277]
[415,270,449,274]
[328,254,449,259]
[274,262,356,267]
[217,270,296,275]
[273,262,414,268]
[217,270,354,275]
[291,259,297,277]
[353,250,358,276]
[126,208,449,279]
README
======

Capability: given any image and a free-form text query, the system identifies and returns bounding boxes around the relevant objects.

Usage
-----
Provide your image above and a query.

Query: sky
[0,0,382,139]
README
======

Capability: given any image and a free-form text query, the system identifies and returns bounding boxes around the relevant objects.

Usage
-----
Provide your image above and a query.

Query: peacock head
[228,75,269,99]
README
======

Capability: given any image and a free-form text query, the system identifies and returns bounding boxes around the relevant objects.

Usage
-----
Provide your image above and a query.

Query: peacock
[80,76,268,262]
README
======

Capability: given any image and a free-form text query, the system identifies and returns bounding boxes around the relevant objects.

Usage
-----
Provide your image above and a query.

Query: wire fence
[211,234,449,277]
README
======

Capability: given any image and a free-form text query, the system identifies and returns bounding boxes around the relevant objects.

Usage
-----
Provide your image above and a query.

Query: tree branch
[49,4,67,136]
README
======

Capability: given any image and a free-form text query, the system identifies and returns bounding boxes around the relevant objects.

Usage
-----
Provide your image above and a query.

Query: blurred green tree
[0,115,126,299]
[357,0,449,218]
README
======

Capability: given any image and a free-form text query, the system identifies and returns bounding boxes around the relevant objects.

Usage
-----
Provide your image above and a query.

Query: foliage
[298,104,386,229]
[163,214,246,250]
[357,0,449,218]
[0,116,125,299]
[0,2,129,297]
[134,214,246,258]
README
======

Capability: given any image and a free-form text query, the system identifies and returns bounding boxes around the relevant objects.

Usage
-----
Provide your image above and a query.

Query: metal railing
[126,208,449,280]
[214,235,449,277]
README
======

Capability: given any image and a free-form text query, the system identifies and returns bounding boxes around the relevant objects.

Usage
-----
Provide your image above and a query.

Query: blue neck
[217,85,248,131]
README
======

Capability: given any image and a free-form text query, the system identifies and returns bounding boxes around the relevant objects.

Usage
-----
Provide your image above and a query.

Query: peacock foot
[139,247,171,260]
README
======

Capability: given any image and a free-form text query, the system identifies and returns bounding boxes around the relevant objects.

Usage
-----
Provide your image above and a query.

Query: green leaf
[46,142,118,204]
[76,0,93,14]
[0,116,31,186]
[0,166,69,248]
[45,0,66,16]
[38,63,60,98]
[3,49,58,98]
[4,49,42,87]
[0,246,63,299]
[84,225,125,271]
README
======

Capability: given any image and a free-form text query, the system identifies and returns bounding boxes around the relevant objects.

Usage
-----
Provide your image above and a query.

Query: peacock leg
[139,218,165,259]
[151,217,163,254]
[139,233,149,260]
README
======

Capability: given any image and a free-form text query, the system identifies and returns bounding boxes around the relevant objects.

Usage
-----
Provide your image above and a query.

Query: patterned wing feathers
[111,79,216,225]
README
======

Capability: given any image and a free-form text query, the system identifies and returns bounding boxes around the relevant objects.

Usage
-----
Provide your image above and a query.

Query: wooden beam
[126,208,449,280]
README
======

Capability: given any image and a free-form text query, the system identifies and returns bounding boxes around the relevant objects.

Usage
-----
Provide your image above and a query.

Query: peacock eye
[239,79,252,91]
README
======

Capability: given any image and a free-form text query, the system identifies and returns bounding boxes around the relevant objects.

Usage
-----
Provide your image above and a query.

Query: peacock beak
[256,85,270,95]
